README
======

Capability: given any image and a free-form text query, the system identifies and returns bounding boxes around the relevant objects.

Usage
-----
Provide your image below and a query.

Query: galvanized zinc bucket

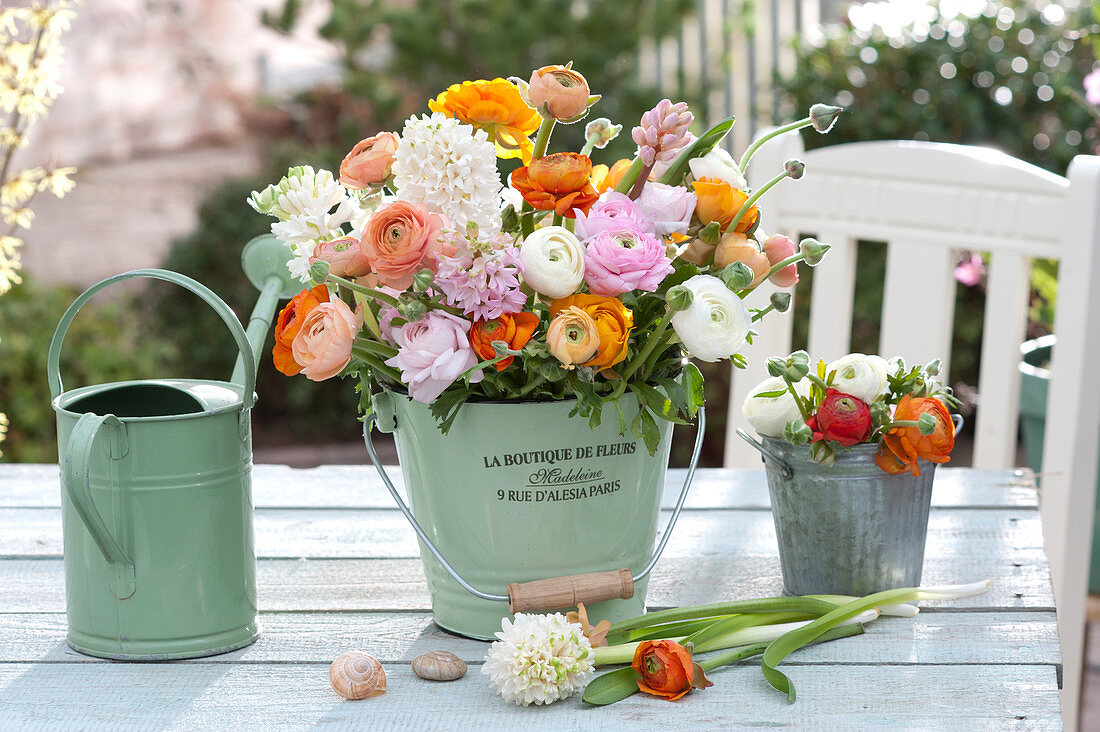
[365,390,703,640]
[739,430,936,597]
[49,268,275,660]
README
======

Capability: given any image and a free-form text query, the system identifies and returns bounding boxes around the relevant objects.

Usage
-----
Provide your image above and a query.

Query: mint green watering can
[49,236,298,660]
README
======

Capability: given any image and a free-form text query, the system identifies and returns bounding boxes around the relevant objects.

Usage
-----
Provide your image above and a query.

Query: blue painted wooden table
[0,464,1061,729]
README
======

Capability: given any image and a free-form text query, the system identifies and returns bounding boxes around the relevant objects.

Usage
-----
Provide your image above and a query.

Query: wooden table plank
[0,551,1054,615]
[0,663,1061,730]
[0,507,1046,560]
[0,464,1039,510]
[0,611,1060,666]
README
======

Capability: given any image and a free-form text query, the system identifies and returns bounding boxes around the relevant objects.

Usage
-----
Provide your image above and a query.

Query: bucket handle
[362,405,706,615]
[738,413,966,479]
[47,269,256,409]
[63,413,136,599]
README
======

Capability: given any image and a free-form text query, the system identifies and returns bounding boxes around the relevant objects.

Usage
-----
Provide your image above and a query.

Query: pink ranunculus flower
[310,236,372,278]
[634,181,696,236]
[574,191,656,241]
[385,310,484,403]
[763,234,799,288]
[583,226,674,297]
[291,297,358,382]
[361,201,445,290]
[340,131,400,189]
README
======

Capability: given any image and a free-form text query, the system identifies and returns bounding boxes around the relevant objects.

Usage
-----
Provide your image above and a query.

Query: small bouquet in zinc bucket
[739,352,960,597]
[248,64,841,639]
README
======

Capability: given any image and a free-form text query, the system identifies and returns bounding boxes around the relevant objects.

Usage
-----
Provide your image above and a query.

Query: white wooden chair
[725,133,1100,731]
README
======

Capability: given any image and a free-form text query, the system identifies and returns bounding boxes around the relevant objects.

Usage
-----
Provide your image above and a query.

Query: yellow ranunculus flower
[429,79,541,163]
[550,294,633,373]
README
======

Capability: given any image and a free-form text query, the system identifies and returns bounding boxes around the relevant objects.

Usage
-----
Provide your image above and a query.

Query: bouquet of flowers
[248,64,841,452]
[742,351,960,473]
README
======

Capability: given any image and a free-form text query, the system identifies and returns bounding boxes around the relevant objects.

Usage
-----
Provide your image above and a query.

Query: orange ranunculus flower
[272,285,330,377]
[429,78,541,163]
[713,232,770,285]
[591,158,633,194]
[550,293,632,372]
[510,152,600,219]
[692,176,759,232]
[875,395,955,476]
[631,639,712,701]
[469,312,540,371]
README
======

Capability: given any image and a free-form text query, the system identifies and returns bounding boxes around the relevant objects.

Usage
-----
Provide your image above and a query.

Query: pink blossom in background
[583,226,673,296]
[1085,68,1100,106]
[385,310,483,403]
[434,233,526,320]
[954,252,985,287]
[634,181,696,236]
[574,191,655,241]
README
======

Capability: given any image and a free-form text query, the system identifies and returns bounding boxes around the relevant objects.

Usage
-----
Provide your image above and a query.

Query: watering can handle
[362,403,706,614]
[63,412,136,599]
[47,269,256,409]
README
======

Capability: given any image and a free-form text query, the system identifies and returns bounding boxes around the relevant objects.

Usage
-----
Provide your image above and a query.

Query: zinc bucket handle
[47,269,256,409]
[63,412,136,599]
[362,405,706,614]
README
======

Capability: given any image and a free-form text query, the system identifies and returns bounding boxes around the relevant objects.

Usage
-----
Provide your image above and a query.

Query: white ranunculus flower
[742,376,810,437]
[519,226,585,299]
[670,274,750,362]
[687,147,748,190]
[828,353,889,404]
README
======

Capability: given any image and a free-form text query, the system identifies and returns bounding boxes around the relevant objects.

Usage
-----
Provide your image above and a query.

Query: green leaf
[582,667,641,706]
[631,406,663,455]
[682,362,705,417]
[658,116,736,186]
[654,377,689,415]
[753,388,789,399]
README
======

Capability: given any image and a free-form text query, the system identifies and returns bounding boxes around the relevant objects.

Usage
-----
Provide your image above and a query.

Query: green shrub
[0,276,176,462]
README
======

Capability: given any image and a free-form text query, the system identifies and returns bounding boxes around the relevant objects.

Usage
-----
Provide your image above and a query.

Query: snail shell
[412,650,467,681]
[329,651,386,700]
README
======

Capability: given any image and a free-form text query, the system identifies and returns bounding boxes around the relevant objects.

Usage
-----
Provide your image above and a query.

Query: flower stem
[739,252,807,296]
[606,597,839,636]
[619,306,674,384]
[328,275,399,307]
[553,213,563,227]
[353,337,398,359]
[626,162,654,200]
[351,347,402,383]
[725,169,788,234]
[737,115,811,174]
[532,117,556,162]
[783,376,812,422]
[516,374,547,397]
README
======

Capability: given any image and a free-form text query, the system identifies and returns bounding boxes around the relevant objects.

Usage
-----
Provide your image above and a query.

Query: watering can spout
[231,235,300,389]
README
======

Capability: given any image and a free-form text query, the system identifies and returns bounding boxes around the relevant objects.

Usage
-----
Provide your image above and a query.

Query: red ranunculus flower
[806,388,872,446]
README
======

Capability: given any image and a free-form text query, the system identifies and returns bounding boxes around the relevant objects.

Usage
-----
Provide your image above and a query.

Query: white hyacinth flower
[482,612,594,706]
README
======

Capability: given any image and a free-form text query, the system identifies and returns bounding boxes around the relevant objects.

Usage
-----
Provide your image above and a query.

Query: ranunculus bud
[799,238,829,266]
[810,103,843,133]
[784,159,805,180]
[806,388,872,446]
[770,350,811,382]
[770,291,791,312]
[698,221,722,246]
[718,261,755,290]
[784,419,814,445]
[584,117,621,149]
[763,234,799,288]
[412,269,434,292]
[340,131,400,189]
[528,65,594,122]
[501,203,519,233]
[713,233,769,286]
[918,412,938,436]
[924,358,942,377]
[309,260,331,285]
[665,285,693,312]
[397,296,427,322]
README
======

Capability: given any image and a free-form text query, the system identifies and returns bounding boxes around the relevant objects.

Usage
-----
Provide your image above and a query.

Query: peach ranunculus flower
[340,132,399,189]
[590,158,633,194]
[290,294,358,382]
[429,78,541,163]
[546,306,600,369]
[713,232,770,286]
[361,201,445,290]
[271,285,330,376]
[692,176,759,232]
[310,236,372,279]
[510,152,600,219]
[550,293,632,372]
[527,65,593,122]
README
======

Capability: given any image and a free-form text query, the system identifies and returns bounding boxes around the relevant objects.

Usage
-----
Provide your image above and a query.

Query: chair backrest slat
[805,229,856,362]
[878,238,956,380]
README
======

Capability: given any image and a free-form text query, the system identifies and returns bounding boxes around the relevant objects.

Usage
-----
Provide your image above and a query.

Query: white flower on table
[482,612,594,706]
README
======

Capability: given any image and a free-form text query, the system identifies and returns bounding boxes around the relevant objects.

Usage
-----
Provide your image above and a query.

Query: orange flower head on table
[510,152,600,219]
[631,639,712,701]
[429,79,541,164]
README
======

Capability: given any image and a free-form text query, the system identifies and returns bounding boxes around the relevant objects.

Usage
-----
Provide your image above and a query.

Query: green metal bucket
[365,390,703,640]
[49,269,268,660]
